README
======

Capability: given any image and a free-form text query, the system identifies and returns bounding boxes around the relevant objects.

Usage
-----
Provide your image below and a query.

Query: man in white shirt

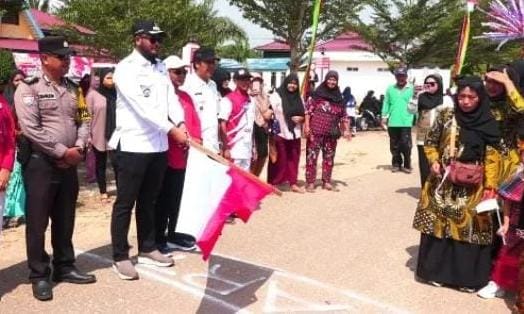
[109,20,187,280]
[182,48,220,153]
[218,68,256,170]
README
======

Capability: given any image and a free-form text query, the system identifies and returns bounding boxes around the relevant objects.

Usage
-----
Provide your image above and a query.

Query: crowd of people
[0,20,354,301]
[0,16,523,311]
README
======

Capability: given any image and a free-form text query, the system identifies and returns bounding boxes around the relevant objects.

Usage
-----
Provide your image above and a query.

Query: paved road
[0,131,512,313]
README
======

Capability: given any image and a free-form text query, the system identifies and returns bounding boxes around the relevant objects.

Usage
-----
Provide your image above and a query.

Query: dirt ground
[0,131,513,313]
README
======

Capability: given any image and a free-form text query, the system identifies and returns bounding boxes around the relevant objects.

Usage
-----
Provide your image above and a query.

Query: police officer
[14,36,96,301]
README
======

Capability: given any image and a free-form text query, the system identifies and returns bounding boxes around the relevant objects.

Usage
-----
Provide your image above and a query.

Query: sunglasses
[141,35,163,44]
[170,68,187,75]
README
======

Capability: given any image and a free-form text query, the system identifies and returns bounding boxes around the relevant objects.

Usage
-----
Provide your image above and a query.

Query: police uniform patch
[38,93,57,100]
[22,94,35,106]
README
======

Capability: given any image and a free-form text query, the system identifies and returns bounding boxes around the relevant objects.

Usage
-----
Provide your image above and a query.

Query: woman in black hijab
[413,75,502,291]
[414,74,445,186]
[304,71,351,192]
[267,73,305,193]
[212,67,232,97]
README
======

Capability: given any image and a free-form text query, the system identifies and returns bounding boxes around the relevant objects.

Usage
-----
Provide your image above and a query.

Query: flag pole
[188,139,283,196]
[300,0,323,99]
[451,0,475,83]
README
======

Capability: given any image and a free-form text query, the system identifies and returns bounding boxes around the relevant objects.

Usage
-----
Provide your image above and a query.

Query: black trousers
[155,167,186,246]
[23,154,79,281]
[92,147,118,194]
[388,127,413,169]
[111,151,167,261]
[417,145,430,186]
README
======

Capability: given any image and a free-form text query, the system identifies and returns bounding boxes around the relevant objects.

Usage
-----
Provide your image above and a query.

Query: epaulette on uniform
[23,76,39,85]
[65,77,79,87]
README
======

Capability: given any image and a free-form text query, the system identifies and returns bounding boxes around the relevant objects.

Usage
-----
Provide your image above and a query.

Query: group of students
[408,61,524,311]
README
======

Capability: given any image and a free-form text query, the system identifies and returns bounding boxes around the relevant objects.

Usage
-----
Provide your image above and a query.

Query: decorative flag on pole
[301,0,323,99]
[452,0,477,80]
[176,142,277,260]
[477,0,524,50]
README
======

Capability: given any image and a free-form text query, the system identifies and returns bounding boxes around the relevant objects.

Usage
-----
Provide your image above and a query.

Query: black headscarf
[97,68,117,141]
[342,86,355,105]
[312,70,343,104]
[510,59,524,95]
[212,67,232,97]
[418,74,443,111]
[454,76,501,162]
[486,65,520,102]
[3,70,26,107]
[277,73,304,135]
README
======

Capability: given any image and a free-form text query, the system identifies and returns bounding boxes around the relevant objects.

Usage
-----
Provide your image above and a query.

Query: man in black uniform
[14,36,96,301]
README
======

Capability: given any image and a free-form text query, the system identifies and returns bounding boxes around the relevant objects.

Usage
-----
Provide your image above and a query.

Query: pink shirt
[0,96,15,171]
[86,89,107,151]
[167,90,202,169]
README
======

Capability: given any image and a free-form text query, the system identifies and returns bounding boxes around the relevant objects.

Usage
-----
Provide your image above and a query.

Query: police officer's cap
[132,20,165,37]
[193,48,220,63]
[38,36,74,56]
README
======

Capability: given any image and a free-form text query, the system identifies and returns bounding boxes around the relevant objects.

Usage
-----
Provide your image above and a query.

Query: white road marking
[76,249,409,313]
[264,280,352,313]
[76,250,249,314]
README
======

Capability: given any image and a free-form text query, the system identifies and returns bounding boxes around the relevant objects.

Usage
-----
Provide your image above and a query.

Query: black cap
[38,36,74,56]
[233,68,252,80]
[394,67,408,76]
[132,20,165,36]
[193,47,220,63]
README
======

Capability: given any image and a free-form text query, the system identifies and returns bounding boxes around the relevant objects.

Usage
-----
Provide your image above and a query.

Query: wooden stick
[188,139,282,196]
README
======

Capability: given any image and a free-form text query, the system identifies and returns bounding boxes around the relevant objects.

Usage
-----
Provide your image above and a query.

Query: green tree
[57,0,247,61]
[354,0,520,73]
[26,0,52,12]
[0,50,15,84]
[229,0,363,71]
[217,39,260,62]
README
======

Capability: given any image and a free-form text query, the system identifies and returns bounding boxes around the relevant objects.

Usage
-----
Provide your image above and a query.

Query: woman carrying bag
[413,76,502,292]
[304,71,351,192]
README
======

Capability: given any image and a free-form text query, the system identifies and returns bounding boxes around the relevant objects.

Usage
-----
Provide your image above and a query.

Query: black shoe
[32,280,53,301]
[52,269,96,284]
[391,166,401,173]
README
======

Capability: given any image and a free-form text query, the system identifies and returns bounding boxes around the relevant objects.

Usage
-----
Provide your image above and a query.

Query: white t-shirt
[218,96,256,160]
[182,74,220,153]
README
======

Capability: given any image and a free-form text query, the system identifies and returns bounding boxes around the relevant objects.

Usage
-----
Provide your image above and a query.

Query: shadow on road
[0,244,112,300]
[196,255,273,314]
[396,187,421,199]
[405,245,419,273]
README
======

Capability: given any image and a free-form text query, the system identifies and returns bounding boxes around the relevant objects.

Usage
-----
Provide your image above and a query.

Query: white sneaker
[428,281,443,287]
[477,281,505,299]
[137,250,174,267]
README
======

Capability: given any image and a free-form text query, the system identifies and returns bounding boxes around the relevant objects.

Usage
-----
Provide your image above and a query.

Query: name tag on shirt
[38,93,56,100]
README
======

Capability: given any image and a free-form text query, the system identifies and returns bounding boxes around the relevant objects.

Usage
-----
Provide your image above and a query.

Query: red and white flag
[176,146,274,260]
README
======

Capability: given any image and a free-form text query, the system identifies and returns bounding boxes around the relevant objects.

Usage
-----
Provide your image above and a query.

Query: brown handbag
[447,117,484,187]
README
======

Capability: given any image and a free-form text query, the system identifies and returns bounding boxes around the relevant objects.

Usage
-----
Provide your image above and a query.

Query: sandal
[305,184,316,193]
[291,185,305,194]
[100,193,112,203]
[322,183,339,192]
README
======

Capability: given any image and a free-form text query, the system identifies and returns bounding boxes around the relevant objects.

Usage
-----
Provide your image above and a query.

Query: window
[377,68,389,72]
[346,67,359,72]
[1,10,19,25]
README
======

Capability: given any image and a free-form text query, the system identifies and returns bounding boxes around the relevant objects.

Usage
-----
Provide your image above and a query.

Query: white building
[253,32,450,103]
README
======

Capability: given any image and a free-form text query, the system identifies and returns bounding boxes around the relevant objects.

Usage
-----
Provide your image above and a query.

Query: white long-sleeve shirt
[109,49,184,153]
[182,73,220,152]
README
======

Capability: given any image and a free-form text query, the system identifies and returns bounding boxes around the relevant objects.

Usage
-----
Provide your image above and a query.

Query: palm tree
[26,0,50,11]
